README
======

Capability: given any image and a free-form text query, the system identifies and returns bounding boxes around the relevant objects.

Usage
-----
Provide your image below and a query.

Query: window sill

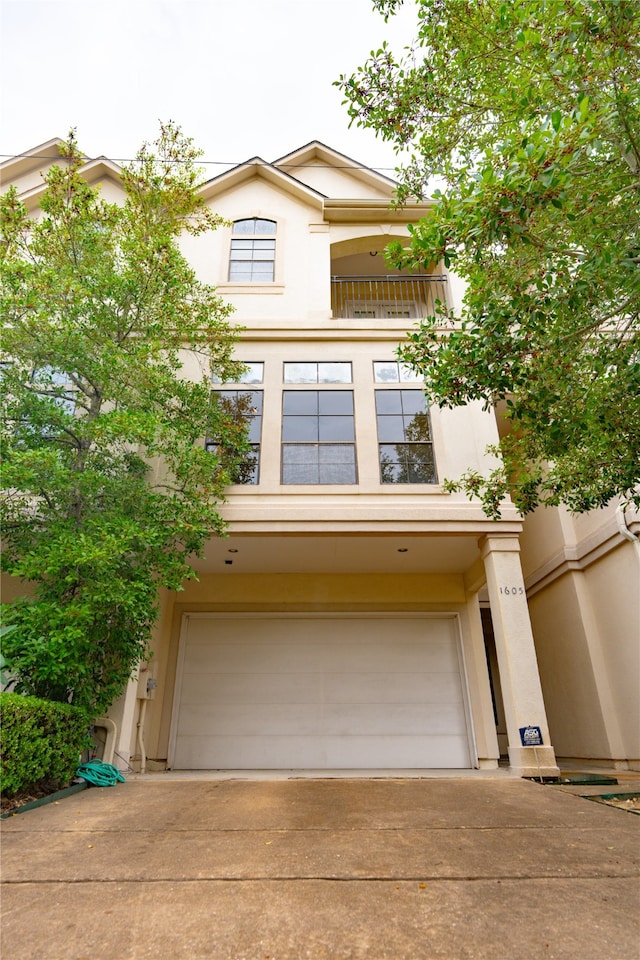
[217,283,285,295]
[223,484,444,494]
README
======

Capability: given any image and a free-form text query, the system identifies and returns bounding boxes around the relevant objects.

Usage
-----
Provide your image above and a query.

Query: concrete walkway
[1,776,639,959]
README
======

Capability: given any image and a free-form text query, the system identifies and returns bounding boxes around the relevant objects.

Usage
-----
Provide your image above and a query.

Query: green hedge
[0,693,90,798]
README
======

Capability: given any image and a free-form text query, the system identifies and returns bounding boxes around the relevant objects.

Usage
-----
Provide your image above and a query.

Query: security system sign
[519,725,543,746]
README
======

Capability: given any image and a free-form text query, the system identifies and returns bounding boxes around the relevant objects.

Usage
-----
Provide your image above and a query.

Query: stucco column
[480,535,559,778]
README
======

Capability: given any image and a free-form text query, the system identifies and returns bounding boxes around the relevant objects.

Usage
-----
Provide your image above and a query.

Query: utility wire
[0,152,400,174]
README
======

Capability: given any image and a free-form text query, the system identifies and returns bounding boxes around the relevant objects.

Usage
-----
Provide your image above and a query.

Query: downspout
[135,662,157,775]
[615,503,640,556]
[136,698,148,775]
[93,717,118,765]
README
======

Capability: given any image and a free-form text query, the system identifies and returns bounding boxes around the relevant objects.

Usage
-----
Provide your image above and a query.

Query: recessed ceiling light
[228,548,238,553]
[397,548,408,553]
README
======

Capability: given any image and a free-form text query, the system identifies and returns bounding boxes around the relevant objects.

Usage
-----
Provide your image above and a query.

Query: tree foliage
[1,124,246,714]
[338,0,640,515]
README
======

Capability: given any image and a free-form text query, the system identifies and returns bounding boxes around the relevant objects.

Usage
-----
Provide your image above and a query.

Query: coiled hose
[77,759,126,787]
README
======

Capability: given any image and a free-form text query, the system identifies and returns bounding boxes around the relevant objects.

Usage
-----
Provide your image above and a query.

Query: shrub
[0,693,90,798]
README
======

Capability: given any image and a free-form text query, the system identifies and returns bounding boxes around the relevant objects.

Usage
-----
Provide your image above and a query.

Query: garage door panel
[180,672,324,705]
[171,616,473,769]
[317,642,459,673]
[317,703,469,736]
[175,701,469,739]
[181,671,462,706]
[183,643,323,674]
[174,734,471,770]
[185,617,456,646]
[175,702,326,737]
[325,672,463,704]
[184,641,459,676]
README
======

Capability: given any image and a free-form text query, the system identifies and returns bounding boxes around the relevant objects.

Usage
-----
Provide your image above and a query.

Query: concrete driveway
[1,775,639,960]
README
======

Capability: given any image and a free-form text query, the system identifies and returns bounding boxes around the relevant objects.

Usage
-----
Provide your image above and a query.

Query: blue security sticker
[519,725,543,746]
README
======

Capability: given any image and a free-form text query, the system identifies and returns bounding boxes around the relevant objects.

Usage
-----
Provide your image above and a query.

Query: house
[2,139,637,776]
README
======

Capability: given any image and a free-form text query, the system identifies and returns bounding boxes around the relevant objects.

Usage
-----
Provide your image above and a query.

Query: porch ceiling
[194,534,481,575]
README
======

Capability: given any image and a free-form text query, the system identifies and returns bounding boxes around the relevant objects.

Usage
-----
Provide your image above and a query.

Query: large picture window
[229,219,276,281]
[281,390,357,484]
[376,389,436,484]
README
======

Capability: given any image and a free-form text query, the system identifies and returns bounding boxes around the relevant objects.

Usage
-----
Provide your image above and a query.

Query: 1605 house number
[499,586,525,596]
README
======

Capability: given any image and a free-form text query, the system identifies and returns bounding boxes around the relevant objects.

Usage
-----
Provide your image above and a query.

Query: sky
[1,0,418,179]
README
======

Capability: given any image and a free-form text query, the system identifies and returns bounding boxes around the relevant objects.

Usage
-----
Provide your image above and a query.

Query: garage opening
[169,613,476,770]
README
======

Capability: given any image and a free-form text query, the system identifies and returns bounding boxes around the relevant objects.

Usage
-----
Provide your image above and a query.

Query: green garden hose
[76,759,126,787]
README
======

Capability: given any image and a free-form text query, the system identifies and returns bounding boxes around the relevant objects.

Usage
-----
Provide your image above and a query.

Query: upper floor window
[207,389,263,485]
[375,389,436,484]
[211,362,264,385]
[229,218,276,281]
[281,390,357,484]
[284,362,352,384]
[373,361,422,384]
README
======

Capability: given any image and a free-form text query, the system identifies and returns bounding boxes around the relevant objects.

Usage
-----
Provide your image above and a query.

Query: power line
[0,152,401,174]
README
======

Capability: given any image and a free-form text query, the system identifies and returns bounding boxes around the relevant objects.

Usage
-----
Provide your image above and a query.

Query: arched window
[229,218,276,281]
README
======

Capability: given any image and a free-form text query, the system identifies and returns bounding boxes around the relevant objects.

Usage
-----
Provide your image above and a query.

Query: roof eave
[322,197,433,223]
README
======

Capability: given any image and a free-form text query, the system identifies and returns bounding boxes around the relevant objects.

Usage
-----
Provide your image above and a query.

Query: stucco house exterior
[2,139,637,777]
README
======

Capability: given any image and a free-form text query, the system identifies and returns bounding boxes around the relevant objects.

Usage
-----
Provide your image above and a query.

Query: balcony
[331,275,448,320]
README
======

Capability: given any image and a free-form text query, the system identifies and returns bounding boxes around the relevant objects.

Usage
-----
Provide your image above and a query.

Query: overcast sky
[1,0,417,179]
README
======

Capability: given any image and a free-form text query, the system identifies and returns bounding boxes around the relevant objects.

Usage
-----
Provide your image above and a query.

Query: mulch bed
[1,779,72,816]
[591,793,640,814]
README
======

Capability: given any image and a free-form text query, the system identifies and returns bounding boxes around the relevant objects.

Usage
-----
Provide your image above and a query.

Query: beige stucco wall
[583,546,639,760]
[1,572,35,603]
[527,540,639,763]
[181,180,329,322]
[520,494,639,763]
[528,574,611,758]
[519,507,570,579]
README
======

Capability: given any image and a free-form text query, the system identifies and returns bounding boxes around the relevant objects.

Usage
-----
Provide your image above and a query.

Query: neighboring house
[2,140,637,776]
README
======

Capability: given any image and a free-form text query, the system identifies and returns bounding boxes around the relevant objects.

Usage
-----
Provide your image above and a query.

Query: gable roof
[274,141,397,193]
[2,138,427,219]
[7,155,124,211]
[198,155,327,210]
[0,137,69,182]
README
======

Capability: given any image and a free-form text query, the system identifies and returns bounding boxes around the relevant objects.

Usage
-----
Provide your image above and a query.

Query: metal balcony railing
[331,275,448,319]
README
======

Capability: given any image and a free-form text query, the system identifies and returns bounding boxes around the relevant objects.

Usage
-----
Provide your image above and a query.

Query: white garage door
[170,614,474,770]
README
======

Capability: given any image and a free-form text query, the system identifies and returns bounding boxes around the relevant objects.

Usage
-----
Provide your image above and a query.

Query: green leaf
[338,0,640,515]
[1,124,242,714]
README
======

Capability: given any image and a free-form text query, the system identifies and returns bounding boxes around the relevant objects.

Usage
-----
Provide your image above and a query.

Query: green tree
[1,124,247,714]
[338,0,640,516]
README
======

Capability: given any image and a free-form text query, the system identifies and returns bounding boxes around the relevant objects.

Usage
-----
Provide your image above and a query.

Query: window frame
[228,218,277,283]
[207,388,264,485]
[375,387,437,485]
[281,388,358,485]
[373,361,423,384]
[283,361,352,384]
[211,362,264,385]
